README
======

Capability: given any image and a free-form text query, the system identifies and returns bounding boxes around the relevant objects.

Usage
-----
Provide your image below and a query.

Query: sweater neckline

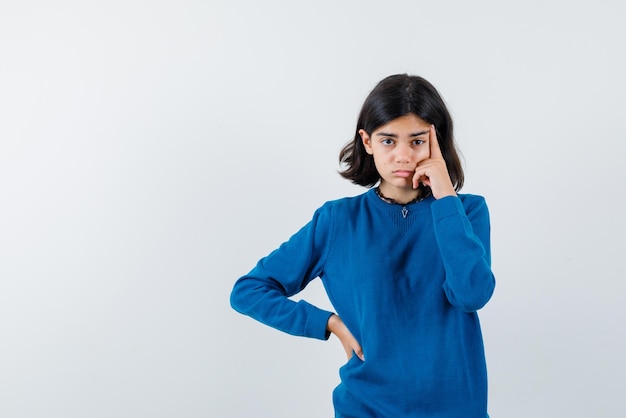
[366,188,434,215]
[374,186,430,205]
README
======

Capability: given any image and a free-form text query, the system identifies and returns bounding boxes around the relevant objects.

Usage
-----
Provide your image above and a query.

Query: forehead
[373,114,429,134]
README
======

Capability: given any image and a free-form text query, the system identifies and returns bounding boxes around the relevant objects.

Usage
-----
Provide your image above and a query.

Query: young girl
[230,74,495,417]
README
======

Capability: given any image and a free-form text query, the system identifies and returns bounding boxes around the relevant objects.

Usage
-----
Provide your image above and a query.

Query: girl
[230,74,495,417]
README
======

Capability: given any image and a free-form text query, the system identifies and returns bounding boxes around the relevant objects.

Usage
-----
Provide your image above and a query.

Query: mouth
[392,170,414,178]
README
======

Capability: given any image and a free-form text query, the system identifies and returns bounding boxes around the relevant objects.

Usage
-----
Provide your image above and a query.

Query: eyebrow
[375,130,430,138]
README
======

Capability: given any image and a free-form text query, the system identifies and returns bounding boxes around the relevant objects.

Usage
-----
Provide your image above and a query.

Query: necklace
[375,187,429,218]
[374,187,425,205]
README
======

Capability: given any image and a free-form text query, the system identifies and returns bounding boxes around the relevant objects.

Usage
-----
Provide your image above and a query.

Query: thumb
[352,343,365,361]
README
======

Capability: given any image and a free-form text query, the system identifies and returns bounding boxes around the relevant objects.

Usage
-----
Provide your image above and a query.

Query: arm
[230,205,335,340]
[432,195,495,312]
[413,125,495,311]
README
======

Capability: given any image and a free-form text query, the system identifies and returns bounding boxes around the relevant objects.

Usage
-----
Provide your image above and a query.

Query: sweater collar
[365,188,434,212]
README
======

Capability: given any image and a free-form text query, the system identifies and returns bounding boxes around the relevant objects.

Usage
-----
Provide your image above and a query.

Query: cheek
[371,154,385,169]
[417,147,430,161]
[371,149,390,164]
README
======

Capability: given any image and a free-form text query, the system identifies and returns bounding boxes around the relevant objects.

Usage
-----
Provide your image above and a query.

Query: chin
[390,179,413,189]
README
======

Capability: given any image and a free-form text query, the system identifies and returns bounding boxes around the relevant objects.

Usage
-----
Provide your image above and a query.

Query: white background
[1,1,625,417]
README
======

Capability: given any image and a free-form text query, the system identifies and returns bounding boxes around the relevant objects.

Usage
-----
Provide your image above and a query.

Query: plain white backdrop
[1,1,625,417]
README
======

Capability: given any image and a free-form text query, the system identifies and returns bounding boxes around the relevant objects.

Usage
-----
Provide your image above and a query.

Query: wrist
[327,313,343,334]
[433,186,456,200]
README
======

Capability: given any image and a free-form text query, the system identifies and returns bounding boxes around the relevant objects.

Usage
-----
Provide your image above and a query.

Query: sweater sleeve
[229,203,335,340]
[431,195,495,312]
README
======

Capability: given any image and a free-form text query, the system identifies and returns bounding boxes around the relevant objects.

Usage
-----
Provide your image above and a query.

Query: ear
[359,129,373,155]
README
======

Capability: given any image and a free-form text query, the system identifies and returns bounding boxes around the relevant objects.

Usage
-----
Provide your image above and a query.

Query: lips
[392,170,414,178]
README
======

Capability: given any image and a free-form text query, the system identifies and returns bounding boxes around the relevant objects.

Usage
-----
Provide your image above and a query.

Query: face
[360,114,431,201]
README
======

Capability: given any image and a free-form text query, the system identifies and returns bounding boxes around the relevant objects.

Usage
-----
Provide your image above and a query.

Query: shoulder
[456,193,490,220]
[316,191,369,215]
[306,192,370,232]
[296,193,369,250]
[457,193,487,208]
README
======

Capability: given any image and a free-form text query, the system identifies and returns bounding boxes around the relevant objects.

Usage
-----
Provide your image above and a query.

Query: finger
[343,345,352,359]
[413,161,432,189]
[412,168,422,189]
[353,345,365,361]
[345,335,364,361]
[413,172,429,189]
[429,124,443,159]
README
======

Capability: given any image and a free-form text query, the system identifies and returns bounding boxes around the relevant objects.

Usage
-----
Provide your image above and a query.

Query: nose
[395,143,412,163]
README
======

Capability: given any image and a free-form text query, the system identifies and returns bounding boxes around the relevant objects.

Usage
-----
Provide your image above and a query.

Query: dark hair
[339,74,464,191]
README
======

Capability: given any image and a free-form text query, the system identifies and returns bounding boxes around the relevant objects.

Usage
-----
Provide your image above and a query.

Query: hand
[412,125,456,199]
[326,314,364,361]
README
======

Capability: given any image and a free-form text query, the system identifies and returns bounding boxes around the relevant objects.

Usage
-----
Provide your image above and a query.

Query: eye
[413,139,425,145]
[381,138,395,145]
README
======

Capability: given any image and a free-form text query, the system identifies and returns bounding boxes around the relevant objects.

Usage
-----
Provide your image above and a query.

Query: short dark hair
[339,74,464,192]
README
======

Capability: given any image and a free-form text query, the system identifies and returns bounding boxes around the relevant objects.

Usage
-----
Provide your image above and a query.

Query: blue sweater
[230,189,495,417]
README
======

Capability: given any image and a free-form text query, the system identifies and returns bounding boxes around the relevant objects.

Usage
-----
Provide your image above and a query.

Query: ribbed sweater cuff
[431,195,463,220]
[302,301,335,340]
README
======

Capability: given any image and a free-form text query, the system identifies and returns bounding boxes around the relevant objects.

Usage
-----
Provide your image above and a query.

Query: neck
[377,183,421,205]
